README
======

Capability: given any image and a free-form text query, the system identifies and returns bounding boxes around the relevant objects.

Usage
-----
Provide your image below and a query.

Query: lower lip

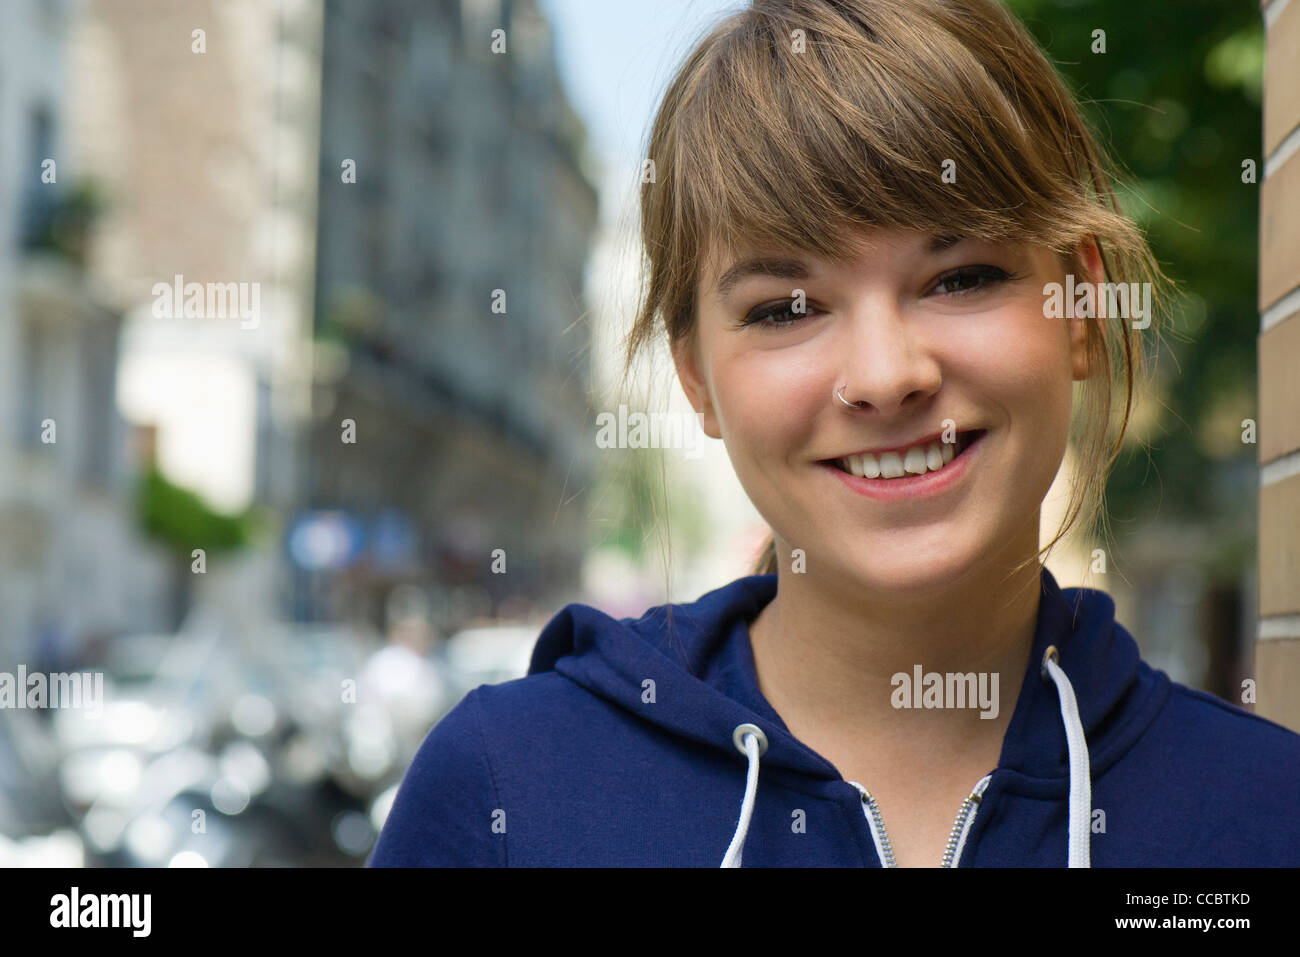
[820,432,986,502]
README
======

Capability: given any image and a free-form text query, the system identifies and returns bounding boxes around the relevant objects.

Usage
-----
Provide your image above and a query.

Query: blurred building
[307,0,599,629]
[64,0,326,628]
[0,0,171,659]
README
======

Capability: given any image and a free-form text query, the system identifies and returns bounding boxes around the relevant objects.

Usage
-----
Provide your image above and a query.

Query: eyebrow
[712,235,966,299]
[713,256,811,299]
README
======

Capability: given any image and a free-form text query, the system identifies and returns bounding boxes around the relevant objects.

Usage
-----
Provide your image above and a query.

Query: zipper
[850,774,993,868]
[941,774,993,867]
[854,784,897,867]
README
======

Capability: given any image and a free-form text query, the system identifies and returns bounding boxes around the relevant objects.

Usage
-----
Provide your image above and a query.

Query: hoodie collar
[529,575,839,779]
[1003,566,1144,779]
[528,564,1151,783]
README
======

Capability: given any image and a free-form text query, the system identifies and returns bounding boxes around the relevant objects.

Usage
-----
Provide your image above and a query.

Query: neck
[748,518,1043,769]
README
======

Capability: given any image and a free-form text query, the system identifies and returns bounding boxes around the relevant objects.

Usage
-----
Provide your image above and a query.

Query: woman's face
[675,227,1094,594]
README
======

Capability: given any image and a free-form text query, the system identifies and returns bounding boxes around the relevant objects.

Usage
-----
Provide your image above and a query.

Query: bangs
[662,0,1105,274]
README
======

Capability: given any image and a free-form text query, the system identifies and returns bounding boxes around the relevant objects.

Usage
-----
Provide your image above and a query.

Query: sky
[536,0,741,210]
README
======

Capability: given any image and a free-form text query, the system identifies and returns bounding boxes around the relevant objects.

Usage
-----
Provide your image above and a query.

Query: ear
[671,335,722,439]
[1069,238,1105,381]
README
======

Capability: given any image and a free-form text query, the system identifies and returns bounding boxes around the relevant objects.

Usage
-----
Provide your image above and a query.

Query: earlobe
[1069,315,1092,381]
[671,338,722,439]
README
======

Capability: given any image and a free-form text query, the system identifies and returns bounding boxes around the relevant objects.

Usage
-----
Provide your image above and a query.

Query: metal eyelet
[1040,645,1059,683]
[732,723,769,757]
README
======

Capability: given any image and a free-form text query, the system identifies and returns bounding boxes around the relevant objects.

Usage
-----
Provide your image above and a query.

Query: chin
[830,535,981,596]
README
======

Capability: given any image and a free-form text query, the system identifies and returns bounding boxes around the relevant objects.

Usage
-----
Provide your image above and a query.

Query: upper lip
[829,428,982,459]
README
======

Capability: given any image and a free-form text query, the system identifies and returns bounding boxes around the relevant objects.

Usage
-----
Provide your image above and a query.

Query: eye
[740,299,821,327]
[930,264,1016,296]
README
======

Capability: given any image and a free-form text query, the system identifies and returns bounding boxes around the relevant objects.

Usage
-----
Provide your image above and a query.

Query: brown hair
[624,0,1171,580]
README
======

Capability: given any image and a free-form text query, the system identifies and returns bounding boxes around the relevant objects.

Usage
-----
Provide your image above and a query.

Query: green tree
[137,465,260,627]
[1007,0,1262,564]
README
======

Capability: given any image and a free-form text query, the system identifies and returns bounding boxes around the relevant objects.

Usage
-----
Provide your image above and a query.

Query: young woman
[371,0,1300,866]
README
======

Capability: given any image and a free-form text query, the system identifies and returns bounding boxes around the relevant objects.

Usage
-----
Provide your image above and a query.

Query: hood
[527,565,1159,867]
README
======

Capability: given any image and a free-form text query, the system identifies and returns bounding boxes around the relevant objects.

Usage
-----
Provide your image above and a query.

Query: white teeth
[903,446,928,475]
[878,451,905,478]
[839,433,973,480]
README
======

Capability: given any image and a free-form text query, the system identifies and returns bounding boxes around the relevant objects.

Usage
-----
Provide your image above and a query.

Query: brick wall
[1257,0,1300,730]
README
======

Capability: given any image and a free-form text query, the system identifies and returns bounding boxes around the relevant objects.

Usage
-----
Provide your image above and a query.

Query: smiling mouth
[825,430,986,480]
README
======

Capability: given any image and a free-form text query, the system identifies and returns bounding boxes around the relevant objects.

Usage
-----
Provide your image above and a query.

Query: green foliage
[594,446,656,559]
[27,178,108,268]
[137,465,257,555]
[318,285,382,343]
[593,441,708,562]
[1006,0,1262,539]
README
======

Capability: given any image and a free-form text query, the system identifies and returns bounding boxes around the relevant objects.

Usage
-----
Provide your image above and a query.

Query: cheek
[1005,314,1075,413]
[966,310,1076,466]
[710,347,828,463]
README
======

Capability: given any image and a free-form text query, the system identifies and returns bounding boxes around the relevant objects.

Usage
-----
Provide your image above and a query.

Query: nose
[834,301,943,417]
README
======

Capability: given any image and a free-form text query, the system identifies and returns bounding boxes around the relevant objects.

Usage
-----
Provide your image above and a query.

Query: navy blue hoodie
[370,566,1300,866]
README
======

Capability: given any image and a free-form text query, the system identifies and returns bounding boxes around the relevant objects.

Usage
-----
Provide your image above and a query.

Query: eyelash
[738,265,1019,328]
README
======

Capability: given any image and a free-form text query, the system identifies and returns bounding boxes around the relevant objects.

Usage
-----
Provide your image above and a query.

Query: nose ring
[835,385,865,409]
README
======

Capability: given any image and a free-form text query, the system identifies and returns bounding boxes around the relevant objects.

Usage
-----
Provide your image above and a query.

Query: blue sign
[286,511,366,570]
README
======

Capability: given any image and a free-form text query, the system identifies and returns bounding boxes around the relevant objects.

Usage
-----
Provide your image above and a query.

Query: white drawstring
[721,648,1091,868]
[1042,645,1092,868]
[721,723,768,867]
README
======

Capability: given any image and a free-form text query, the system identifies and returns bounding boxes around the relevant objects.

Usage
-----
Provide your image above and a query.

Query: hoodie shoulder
[368,667,628,867]
[1108,670,1300,864]
[1159,679,1300,777]
[369,687,508,867]
[528,578,777,677]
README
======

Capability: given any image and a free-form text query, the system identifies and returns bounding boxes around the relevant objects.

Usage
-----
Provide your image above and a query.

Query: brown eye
[741,300,818,327]
[932,265,1013,296]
